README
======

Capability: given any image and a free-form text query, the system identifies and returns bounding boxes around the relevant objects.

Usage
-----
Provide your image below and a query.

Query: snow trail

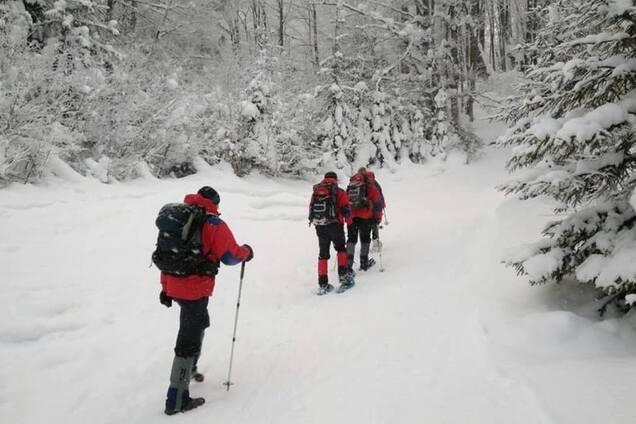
[1,152,635,423]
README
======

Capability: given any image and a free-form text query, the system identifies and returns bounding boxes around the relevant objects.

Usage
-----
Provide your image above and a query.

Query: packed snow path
[2,151,636,424]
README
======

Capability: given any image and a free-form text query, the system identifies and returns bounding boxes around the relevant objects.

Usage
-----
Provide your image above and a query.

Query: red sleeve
[203,220,250,265]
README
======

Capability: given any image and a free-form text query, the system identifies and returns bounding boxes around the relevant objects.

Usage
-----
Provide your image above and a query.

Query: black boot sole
[164,397,206,415]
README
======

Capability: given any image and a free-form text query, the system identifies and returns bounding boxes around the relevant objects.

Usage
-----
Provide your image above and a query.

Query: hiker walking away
[157,186,253,415]
[346,168,383,271]
[366,171,386,247]
[308,171,354,294]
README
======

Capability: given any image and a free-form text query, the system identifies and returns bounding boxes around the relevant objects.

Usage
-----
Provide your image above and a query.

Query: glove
[160,290,172,308]
[375,217,382,225]
[243,244,254,262]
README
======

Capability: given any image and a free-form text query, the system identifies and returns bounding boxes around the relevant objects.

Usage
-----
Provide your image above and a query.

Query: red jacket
[349,171,384,221]
[160,194,250,300]
[309,177,352,225]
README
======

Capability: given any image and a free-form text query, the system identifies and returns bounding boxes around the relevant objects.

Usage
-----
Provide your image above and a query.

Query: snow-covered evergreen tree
[370,90,398,169]
[400,105,429,163]
[317,82,356,174]
[498,0,636,312]
[350,81,375,171]
[431,88,451,159]
[228,54,276,176]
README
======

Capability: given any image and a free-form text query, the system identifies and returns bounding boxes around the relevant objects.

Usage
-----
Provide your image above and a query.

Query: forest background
[0,0,535,183]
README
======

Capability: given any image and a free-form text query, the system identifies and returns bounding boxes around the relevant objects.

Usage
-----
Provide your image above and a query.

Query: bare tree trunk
[500,0,509,70]
[221,0,241,51]
[312,3,320,68]
[307,3,319,69]
[332,0,343,83]
[509,0,527,48]
[107,0,116,21]
[466,74,475,121]
[154,0,174,42]
[278,0,284,47]
[129,0,137,33]
[250,0,268,49]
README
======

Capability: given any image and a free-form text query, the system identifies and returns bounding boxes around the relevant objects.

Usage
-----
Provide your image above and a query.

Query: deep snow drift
[2,149,636,424]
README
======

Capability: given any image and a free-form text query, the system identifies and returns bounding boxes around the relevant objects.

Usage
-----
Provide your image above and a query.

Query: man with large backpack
[154,186,253,415]
[346,168,384,272]
[308,171,354,294]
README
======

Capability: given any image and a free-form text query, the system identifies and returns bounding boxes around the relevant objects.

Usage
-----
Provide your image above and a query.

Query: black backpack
[151,203,219,276]
[347,173,369,209]
[309,182,338,225]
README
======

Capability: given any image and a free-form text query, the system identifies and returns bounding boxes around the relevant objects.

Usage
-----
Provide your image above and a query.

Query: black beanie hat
[324,171,338,180]
[198,186,220,204]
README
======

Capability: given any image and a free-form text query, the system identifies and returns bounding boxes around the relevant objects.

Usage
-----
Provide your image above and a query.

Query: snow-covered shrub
[272,92,321,177]
[499,0,636,313]
[0,0,119,184]
[314,80,435,174]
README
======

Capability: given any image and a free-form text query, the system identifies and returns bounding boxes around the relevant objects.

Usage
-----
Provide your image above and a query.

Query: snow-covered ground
[2,147,636,424]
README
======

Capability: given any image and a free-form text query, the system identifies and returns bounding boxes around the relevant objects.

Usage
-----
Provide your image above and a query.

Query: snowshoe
[192,372,204,383]
[336,273,355,293]
[360,258,376,271]
[317,283,334,296]
[165,396,205,415]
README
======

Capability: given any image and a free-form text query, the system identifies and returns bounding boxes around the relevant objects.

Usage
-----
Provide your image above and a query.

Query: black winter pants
[347,218,374,244]
[316,223,346,259]
[174,297,210,358]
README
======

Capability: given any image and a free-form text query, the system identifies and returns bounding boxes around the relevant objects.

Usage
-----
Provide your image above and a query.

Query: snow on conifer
[498,0,636,312]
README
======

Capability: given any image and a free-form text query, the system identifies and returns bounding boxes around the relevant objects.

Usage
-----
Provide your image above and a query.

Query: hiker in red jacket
[308,171,354,294]
[346,168,384,271]
[159,186,253,415]
[367,170,386,245]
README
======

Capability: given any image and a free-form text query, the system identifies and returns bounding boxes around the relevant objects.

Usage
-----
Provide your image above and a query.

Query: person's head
[197,186,220,205]
[324,171,338,181]
[357,167,367,174]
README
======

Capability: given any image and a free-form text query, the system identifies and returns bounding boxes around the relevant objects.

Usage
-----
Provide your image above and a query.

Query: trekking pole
[383,208,389,225]
[378,233,385,272]
[224,262,246,392]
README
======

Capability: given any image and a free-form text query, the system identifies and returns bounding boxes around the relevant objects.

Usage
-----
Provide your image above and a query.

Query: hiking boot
[165,395,205,415]
[317,283,334,295]
[339,272,355,286]
[360,257,375,271]
[337,272,355,293]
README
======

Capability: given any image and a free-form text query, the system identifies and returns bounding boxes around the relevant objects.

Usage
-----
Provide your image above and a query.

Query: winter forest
[2,0,636,422]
